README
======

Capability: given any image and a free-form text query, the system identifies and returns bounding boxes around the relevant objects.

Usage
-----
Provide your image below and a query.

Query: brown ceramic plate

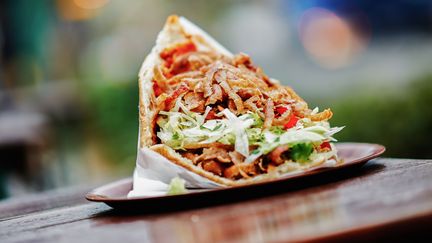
[86,142,385,212]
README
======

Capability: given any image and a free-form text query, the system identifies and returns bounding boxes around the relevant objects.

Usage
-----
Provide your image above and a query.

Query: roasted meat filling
[153,40,335,178]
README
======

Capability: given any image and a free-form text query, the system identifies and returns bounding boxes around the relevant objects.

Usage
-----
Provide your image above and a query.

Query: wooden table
[1,158,432,242]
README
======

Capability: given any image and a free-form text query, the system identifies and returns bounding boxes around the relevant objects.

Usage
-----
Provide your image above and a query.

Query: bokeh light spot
[299,8,368,69]
[74,0,110,10]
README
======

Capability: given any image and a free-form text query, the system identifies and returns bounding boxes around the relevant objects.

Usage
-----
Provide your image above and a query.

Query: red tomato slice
[283,114,299,130]
[175,42,196,55]
[164,84,189,108]
[320,142,331,150]
[160,41,196,65]
[275,106,288,115]
[205,110,218,120]
[160,41,197,77]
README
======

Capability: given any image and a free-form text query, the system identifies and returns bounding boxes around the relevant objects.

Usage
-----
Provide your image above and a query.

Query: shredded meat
[182,77,206,90]
[273,106,292,126]
[205,84,223,105]
[223,165,243,179]
[187,52,215,69]
[309,108,333,121]
[150,39,336,181]
[194,147,232,164]
[164,83,189,110]
[181,152,197,162]
[168,71,202,86]
[263,99,275,129]
[202,160,224,176]
[153,66,170,94]
[233,53,255,70]
[215,71,244,114]
[267,145,289,165]
[205,109,219,120]
[258,159,267,172]
[237,88,261,100]
[223,151,259,179]
[244,96,264,118]
[169,51,217,75]
[184,92,205,112]
[293,101,309,118]
[203,62,221,97]
[155,93,168,111]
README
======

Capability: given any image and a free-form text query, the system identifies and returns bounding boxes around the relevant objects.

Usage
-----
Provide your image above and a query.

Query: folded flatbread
[137,15,343,186]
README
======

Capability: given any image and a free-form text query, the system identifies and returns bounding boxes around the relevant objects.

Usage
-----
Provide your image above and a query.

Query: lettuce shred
[167,177,188,195]
[156,108,343,163]
[291,143,314,163]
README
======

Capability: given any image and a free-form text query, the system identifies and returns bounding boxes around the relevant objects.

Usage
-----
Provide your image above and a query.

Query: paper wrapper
[127,147,339,198]
[128,148,224,197]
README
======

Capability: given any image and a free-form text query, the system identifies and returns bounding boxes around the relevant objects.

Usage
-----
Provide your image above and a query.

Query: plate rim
[86,142,385,202]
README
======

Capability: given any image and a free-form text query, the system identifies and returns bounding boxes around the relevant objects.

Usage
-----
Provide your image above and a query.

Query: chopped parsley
[291,143,314,163]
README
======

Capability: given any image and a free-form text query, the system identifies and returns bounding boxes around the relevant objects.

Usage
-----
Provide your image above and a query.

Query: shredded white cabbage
[221,109,254,157]
[156,108,343,159]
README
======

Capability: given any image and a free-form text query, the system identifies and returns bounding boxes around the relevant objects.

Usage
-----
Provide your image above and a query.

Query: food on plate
[167,177,188,195]
[137,15,343,186]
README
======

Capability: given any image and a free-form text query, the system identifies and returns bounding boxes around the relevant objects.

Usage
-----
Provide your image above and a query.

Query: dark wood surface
[1,158,432,243]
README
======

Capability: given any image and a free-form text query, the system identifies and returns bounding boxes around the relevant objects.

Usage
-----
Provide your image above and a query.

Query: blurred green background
[1,0,432,198]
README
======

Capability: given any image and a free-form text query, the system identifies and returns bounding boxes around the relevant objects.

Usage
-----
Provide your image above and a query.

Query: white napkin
[127,147,338,198]
[127,148,223,198]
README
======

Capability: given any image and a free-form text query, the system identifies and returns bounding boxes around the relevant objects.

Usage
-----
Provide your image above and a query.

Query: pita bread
[137,15,336,186]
